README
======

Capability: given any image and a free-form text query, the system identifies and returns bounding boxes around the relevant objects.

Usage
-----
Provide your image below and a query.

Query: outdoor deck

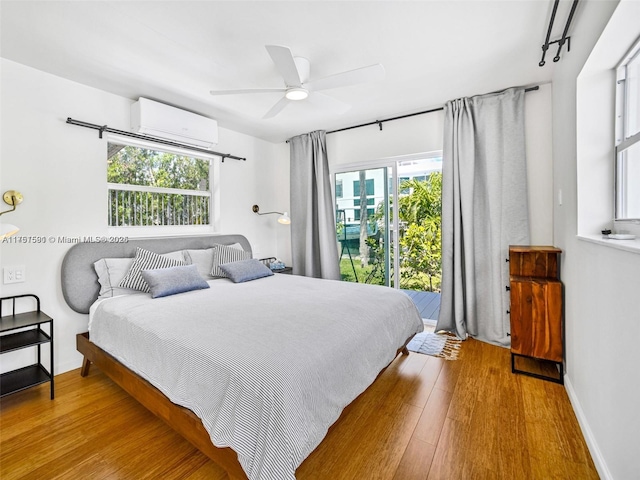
[402,289,441,320]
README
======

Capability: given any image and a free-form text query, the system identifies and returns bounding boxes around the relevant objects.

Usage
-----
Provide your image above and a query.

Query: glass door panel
[335,167,390,286]
[396,157,443,293]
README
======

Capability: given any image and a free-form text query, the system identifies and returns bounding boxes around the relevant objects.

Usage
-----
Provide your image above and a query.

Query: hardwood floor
[0,339,598,480]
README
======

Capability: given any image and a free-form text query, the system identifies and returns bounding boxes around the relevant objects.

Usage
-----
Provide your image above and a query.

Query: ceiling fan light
[285,87,309,101]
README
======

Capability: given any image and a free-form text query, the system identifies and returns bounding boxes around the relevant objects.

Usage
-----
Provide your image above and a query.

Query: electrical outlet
[3,265,26,284]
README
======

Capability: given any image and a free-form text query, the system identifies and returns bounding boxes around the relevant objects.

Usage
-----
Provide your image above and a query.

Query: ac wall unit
[131,98,218,149]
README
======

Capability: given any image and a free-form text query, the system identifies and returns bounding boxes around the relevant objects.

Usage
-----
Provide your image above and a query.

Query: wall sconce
[252,205,291,225]
[0,190,23,240]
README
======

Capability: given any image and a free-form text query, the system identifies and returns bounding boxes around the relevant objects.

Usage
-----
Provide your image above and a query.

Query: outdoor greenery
[397,174,442,292]
[107,144,210,226]
[339,172,442,292]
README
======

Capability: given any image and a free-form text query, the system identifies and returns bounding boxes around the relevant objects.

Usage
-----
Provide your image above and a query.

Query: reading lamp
[0,190,23,240]
[252,205,291,225]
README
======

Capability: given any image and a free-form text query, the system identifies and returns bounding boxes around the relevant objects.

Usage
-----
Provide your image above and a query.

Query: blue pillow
[141,264,210,298]
[219,258,274,283]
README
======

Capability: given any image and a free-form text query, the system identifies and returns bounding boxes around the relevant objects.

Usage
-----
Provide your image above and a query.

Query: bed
[61,234,423,480]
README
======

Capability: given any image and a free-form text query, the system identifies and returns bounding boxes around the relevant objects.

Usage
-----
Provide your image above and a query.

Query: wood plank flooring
[0,338,598,480]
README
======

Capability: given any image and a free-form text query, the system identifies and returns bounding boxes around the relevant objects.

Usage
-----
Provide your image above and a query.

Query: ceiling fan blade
[210,88,285,96]
[262,96,291,119]
[307,92,351,115]
[306,64,385,92]
[265,45,302,87]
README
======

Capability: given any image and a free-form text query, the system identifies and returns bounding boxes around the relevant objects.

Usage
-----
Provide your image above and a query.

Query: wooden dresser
[508,245,563,384]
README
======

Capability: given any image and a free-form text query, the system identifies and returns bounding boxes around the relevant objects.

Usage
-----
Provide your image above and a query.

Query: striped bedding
[88,273,423,480]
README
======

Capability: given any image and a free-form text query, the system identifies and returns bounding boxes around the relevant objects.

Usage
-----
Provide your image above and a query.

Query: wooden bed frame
[63,234,414,479]
[76,332,249,479]
[76,332,410,480]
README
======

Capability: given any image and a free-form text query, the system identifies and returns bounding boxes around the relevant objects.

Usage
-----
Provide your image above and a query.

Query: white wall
[551,1,640,479]
[326,84,554,245]
[0,59,289,375]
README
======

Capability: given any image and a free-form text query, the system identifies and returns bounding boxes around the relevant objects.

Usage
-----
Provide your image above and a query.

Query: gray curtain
[289,130,341,280]
[436,88,530,347]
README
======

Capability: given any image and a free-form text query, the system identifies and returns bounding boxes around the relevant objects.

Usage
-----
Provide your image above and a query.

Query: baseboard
[564,374,613,480]
[422,318,437,326]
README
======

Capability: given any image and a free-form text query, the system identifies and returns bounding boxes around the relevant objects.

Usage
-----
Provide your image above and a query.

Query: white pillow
[183,248,215,279]
[162,249,187,262]
[93,258,137,299]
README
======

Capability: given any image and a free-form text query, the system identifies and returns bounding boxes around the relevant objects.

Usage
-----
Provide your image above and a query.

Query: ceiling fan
[209,45,385,119]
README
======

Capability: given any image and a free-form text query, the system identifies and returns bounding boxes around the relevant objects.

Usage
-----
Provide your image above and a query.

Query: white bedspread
[89,274,423,480]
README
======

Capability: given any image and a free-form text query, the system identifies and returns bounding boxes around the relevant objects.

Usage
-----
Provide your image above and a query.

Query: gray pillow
[219,258,274,283]
[119,247,185,293]
[141,264,210,298]
[210,243,251,278]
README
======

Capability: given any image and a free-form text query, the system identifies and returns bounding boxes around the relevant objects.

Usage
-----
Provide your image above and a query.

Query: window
[353,179,375,196]
[615,39,640,220]
[335,179,343,198]
[107,139,211,227]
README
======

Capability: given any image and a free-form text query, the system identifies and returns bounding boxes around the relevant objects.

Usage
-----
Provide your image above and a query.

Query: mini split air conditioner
[131,98,218,149]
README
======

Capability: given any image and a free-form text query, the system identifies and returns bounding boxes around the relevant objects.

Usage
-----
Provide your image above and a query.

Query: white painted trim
[107,225,214,238]
[107,133,218,162]
[564,374,613,480]
[107,183,210,196]
[577,234,640,254]
[331,150,443,175]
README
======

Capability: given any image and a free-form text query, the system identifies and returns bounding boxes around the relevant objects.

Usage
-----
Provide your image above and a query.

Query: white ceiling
[0,1,579,143]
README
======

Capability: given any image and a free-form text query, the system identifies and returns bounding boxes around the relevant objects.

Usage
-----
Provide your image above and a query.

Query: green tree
[107,144,210,226]
[397,174,442,292]
[107,144,209,189]
[369,172,442,291]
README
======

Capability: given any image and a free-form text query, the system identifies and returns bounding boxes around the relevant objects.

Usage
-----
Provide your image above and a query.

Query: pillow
[141,264,210,298]
[162,249,187,262]
[119,247,185,293]
[210,243,251,278]
[183,248,215,279]
[93,258,137,299]
[219,258,274,283]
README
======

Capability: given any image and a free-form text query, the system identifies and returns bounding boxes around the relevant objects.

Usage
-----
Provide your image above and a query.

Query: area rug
[406,332,462,360]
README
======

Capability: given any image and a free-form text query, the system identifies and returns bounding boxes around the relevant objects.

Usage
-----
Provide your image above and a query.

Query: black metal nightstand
[259,257,293,275]
[0,294,54,399]
[273,267,293,274]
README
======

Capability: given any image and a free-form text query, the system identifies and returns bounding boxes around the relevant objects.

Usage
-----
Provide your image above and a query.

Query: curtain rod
[66,117,246,162]
[539,0,578,67]
[326,85,540,135]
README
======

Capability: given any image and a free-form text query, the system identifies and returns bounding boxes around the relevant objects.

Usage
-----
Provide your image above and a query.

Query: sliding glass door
[335,155,442,294]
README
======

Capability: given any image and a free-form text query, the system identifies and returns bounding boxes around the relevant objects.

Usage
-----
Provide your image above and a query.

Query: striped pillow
[210,243,251,278]
[118,247,185,293]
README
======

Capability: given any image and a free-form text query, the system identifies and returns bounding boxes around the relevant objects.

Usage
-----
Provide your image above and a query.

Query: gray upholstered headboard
[61,234,252,314]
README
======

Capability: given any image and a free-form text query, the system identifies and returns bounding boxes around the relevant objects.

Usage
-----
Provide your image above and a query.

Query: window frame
[106,134,219,236]
[614,37,640,222]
